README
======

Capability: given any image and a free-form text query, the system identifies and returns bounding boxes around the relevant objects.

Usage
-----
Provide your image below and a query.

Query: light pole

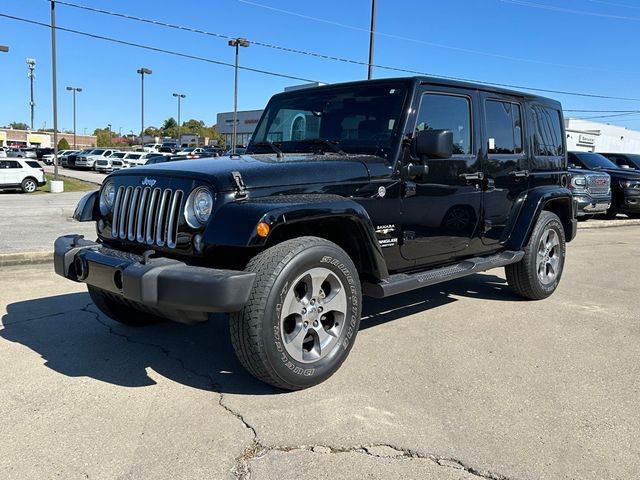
[136,67,152,146]
[367,0,376,80]
[107,123,112,145]
[65,86,81,149]
[172,92,186,145]
[26,58,36,130]
[228,38,249,154]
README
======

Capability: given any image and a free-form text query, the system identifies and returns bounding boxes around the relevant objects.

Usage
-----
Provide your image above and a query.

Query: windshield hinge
[231,171,247,199]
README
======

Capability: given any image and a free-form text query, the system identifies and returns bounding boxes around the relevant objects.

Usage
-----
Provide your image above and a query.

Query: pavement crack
[238,442,513,480]
[1,302,96,328]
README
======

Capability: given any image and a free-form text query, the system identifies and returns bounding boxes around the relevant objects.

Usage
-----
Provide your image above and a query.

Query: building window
[291,114,306,141]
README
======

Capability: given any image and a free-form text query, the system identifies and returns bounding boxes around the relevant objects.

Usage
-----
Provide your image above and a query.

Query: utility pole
[228,38,249,154]
[66,86,81,149]
[136,67,152,146]
[50,0,62,191]
[26,58,36,129]
[107,123,112,145]
[0,45,8,53]
[367,0,376,80]
[172,93,186,145]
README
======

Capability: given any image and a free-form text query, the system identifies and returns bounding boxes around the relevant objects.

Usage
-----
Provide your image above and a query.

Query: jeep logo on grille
[596,178,607,186]
[141,177,157,187]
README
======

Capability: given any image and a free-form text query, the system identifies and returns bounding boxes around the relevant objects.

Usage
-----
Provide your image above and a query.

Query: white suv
[0,158,46,193]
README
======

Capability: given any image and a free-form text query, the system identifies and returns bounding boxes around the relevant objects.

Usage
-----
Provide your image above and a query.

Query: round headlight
[99,182,116,215]
[185,187,214,227]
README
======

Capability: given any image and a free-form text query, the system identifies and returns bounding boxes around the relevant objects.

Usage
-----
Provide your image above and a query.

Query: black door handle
[460,172,484,181]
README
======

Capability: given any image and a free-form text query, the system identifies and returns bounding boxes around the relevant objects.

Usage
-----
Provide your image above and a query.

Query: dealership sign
[578,134,596,146]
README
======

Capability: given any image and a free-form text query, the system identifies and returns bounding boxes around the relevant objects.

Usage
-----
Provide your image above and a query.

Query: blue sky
[1,0,640,135]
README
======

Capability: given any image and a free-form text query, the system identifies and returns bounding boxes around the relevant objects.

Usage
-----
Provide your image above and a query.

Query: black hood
[592,167,640,181]
[110,154,374,192]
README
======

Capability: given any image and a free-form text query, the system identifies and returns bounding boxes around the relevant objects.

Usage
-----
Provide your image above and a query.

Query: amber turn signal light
[256,222,270,237]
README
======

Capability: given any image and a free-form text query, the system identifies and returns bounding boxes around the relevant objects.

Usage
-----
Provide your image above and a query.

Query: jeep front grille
[587,175,610,195]
[111,186,183,248]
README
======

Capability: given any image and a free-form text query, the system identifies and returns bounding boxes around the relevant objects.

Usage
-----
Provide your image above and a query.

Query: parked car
[35,147,54,159]
[123,152,149,167]
[175,147,206,158]
[7,148,37,159]
[204,147,224,157]
[56,76,576,390]
[0,158,46,193]
[142,143,162,153]
[75,149,119,169]
[95,152,128,173]
[568,167,611,219]
[42,149,73,165]
[65,149,93,168]
[0,148,6,158]
[599,152,640,171]
[568,151,640,218]
[161,142,180,153]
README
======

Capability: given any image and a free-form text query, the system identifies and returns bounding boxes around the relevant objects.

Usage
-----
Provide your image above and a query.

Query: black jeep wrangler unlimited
[55,77,576,390]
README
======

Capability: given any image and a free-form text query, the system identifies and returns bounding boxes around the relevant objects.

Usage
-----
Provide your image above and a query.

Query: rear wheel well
[265,219,380,282]
[542,198,572,240]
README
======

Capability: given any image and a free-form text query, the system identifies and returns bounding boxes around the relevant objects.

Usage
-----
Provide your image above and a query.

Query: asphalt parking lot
[1,225,639,480]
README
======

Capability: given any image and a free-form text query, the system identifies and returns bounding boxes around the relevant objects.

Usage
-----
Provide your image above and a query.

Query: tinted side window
[530,105,563,156]
[7,161,21,169]
[486,100,522,154]
[415,93,472,155]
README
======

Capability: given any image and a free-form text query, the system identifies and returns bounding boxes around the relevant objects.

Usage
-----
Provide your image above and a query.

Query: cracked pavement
[1,226,639,479]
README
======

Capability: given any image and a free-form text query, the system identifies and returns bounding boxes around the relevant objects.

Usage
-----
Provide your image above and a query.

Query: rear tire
[21,177,38,193]
[88,285,165,326]
[230,237,361,390]
[506,211,566,300]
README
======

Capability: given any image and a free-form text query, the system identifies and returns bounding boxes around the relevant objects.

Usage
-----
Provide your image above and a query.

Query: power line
[237,0,637,74]
[574,112,640,120]
[500,0,640,21]
[584,0,640,10]
[0,12,320,84]
[38,2,640,102]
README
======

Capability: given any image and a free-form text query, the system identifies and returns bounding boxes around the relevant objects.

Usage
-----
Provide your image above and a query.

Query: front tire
[230,237,361,390]
[88,286,165,326]
[506,211,566,300]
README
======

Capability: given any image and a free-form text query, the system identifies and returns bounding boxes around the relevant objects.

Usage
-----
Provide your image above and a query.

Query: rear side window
[414,93,472,155]
[486,100,523,154]
[26,161,41,168]
[530,105,563,156]
[6,161,21,169]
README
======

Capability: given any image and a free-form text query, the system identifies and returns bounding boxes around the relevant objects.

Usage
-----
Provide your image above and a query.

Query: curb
[577,218,640,229]
[0,251,52,267]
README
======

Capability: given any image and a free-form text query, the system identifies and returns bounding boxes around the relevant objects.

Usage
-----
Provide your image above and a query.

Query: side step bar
[363,250,524,299]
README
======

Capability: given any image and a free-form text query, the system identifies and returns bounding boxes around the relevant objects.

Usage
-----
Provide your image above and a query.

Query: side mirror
[414,129,453,159]
[402,162,429,178]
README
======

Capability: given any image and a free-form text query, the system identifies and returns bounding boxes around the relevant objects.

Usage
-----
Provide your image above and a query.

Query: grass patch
[41,174,96,193]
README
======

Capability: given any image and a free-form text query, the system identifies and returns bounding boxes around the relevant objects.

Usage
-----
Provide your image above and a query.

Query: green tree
[93,127,112,147]
[9,122,29,130]
[143,126,161,138]
[57,138,70,150]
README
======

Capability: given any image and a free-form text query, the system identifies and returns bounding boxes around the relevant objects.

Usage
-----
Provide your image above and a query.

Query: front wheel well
[265,218,382,283]
[542,198,573,240]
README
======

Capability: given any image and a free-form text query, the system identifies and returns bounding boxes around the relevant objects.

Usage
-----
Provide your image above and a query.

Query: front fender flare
[204,194,389,279]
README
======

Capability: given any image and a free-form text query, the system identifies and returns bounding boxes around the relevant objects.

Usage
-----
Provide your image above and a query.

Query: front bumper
[54,235,255,323]
[573,193,611,216]
[622,191,640,212]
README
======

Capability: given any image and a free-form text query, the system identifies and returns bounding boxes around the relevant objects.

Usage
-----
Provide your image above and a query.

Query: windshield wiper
[298,139,346,155]
[249,141,284,158]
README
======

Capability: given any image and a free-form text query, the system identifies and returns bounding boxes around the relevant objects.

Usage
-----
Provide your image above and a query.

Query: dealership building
[0,127,97,149]
[565,118,640,153]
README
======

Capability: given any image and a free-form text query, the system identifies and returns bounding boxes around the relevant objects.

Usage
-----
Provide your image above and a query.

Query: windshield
[572,152,619,169]
[248,83,408,159]
[110,152,126,158]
